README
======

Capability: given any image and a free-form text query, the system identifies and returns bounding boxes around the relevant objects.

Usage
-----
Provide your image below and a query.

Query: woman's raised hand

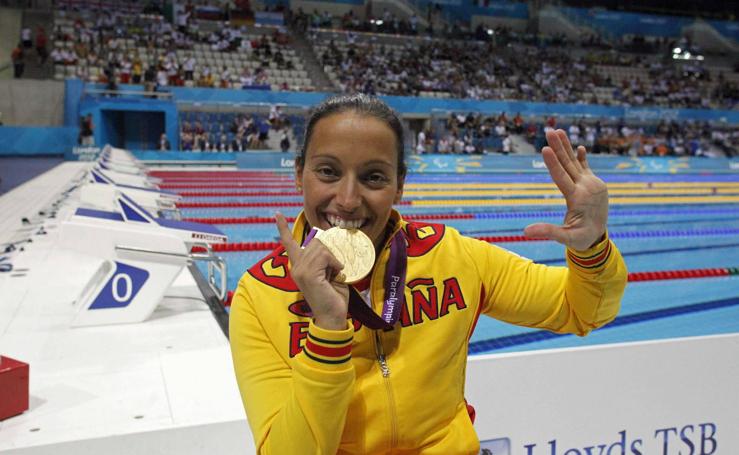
[524,129,608,251]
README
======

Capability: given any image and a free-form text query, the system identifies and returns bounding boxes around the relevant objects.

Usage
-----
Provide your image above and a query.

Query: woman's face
[297,111,404,249]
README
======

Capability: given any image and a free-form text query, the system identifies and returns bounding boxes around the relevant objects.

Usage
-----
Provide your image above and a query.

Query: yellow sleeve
[229,277,356,454]
[463,232,627,336]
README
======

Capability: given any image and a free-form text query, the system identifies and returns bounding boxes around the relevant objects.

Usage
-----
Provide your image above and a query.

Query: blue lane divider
[473,207,739,219]
[609,228,739,238]
[536,242,739,265]
[460,216,739,236]
[468,295,739,354]
[406,174,739,184]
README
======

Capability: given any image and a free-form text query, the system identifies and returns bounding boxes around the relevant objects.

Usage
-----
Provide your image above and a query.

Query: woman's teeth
[327,214,364,229]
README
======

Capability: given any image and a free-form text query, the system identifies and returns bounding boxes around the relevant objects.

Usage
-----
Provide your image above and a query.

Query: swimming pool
[162,171,739,355]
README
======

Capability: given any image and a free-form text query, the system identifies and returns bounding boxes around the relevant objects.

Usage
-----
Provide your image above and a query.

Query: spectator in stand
[416,128,427,154]
[437,134,451,153]
[159,133,171,150]
[269,105,284,129]
[132,57,143,84]
[513,113,524,134]
[62,47,77,66]
[201,67,215,87]
[79,114,94,146]
[544,116,557,134]
[156,64,168,89]
[35,27,48,64]
[502,134,512,154]
[240,67,255,88]
[11,43,24,79]
[257,119,270,147]
[280,127,291,152]
[526,119,539,145]
[50,46,64,66]
[220,65,232,88]
[119,55,132,84]
[183,53,195,82]
[21,27,32,49]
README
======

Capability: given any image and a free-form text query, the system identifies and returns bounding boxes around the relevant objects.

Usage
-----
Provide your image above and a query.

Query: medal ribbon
[302,227,407,330]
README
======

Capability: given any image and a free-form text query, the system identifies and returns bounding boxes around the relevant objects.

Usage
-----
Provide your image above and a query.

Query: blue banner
[0,127,78,156]
[167,87,739,124]
[254,11,284,26]
[561,7,691,38]
[140,151,739,174]
[708,20,739,43]
[471,1,529,19]
[131,150,243,162]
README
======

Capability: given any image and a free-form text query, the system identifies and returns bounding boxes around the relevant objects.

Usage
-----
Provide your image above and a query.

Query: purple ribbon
[302,226,407,330]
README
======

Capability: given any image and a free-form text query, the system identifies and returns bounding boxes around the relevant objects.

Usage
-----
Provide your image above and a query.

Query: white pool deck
[0,163,254,454]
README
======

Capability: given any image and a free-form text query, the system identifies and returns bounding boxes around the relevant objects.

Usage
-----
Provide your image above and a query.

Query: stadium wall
[0,79,65,126]
[0,8,22,80]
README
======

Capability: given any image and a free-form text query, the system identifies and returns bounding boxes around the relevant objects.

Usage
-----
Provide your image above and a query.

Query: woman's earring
[296,185,302,193]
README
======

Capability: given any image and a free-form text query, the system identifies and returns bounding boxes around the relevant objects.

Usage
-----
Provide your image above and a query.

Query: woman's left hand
[524,129,608,251]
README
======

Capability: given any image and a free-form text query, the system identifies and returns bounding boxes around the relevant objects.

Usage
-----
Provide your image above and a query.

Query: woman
[230,94,627,454]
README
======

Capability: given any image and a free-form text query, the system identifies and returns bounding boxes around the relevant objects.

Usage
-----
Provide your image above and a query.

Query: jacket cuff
[299,320,354,368]
[566,231,612,273]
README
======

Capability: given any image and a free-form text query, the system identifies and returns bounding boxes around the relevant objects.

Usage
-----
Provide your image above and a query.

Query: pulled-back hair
[298,93,407,178]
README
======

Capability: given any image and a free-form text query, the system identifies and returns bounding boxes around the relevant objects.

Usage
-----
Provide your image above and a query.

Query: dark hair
[298,93,407,178]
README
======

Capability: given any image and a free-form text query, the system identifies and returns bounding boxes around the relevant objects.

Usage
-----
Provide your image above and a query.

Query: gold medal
[314,227,375,284]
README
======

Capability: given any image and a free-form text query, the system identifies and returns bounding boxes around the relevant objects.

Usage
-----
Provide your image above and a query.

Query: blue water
[186,172,739,354]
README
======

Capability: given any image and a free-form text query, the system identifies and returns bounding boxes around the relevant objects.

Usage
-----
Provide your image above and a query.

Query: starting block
[84,168,180,216]
[59,191,227,326]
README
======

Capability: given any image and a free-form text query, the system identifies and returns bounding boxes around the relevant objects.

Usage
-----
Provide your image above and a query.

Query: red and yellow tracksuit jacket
[230,210,627,454]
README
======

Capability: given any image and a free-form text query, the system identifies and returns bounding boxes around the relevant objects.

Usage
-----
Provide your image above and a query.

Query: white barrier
[468,334,739,454]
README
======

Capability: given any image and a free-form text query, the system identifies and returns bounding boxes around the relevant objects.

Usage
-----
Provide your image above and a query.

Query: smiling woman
[229,94,628,454]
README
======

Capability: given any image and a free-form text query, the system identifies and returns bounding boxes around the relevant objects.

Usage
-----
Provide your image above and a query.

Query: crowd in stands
[178,106,297,152]
[47,1,303,90]
[315,32,738,110]
[418,112,738,157]
[36,0,739,110]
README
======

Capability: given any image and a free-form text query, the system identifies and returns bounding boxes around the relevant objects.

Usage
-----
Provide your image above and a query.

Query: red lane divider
[163,184,295,189]
[205,234,539,251]
[177,201,412,208]
[195,240,739,283]
[178,202,304,208]
[184,216,297,224]
[149,171,288,177]
[163,180,295,185]
[211,241,281,251]
[180,191,301,197]
[627,268,732,281]
[182,213,476,224]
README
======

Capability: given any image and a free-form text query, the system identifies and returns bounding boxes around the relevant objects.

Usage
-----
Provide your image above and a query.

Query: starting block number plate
[89,261,150,309]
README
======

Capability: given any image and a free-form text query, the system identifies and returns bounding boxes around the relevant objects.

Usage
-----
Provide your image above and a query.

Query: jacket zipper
[370,225,401,449]
[374,330,398,449]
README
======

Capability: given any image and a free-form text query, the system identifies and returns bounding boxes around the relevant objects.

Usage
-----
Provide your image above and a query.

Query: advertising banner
[468,334,738,454]
[231,152,739,174]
